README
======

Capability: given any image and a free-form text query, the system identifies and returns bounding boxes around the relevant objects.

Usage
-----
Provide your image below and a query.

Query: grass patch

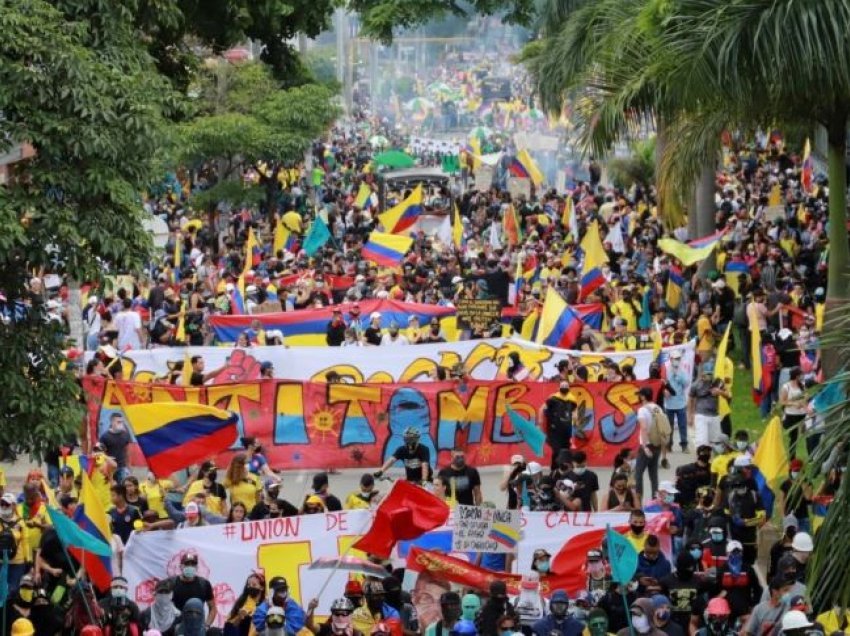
[728,348,768,440]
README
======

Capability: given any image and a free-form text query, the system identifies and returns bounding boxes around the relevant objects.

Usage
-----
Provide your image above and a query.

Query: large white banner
[88,338,695,385]
[123,510,637,628]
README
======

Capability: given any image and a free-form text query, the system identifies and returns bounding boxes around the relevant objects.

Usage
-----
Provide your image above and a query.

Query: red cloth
[353,481,449,558]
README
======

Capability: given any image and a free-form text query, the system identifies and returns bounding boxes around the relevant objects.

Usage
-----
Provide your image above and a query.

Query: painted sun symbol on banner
[309,408,340,442]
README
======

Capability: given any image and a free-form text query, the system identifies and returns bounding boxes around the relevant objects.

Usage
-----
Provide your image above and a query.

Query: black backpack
[0,519,19,559]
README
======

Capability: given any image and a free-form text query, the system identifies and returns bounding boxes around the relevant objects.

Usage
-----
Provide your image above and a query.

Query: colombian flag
[535,288,583,348]
[72,472,113,592]
[579,221,608,300]
[354,183,375,210]
[379,185,423,234]
[801,138,813,194]
[503,204,522,247]
[362,232,414,267]
[123,402,239,477]
[230,272,247,314]
[665,265,684,310]
[488,523,520,549]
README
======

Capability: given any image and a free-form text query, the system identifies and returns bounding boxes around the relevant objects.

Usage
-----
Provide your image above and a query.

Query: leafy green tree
[178,62,339,220]
[0,0,173,457]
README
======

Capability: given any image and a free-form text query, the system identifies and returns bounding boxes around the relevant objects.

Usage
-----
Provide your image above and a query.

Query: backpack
[647,404,672,447]
[0,520,18,559]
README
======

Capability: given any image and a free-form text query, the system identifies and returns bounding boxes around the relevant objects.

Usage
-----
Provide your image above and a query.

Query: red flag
[353,481,449,558]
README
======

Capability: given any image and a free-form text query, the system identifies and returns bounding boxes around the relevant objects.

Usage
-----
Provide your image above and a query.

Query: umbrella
[308,556,389,579]
[369,135,389,148]
[426,81,452,94]
[374,150,415,169]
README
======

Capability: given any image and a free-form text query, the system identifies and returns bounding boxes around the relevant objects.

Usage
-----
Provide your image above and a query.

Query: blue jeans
[666,408,688,449]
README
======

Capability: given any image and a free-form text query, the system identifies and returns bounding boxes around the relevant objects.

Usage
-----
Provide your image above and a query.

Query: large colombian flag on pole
[378,184,423,234]
[123,403,239,478]
[362,232,414,267]
[535,287,584,348]
[72,472,113,591]
[578,220,608,300]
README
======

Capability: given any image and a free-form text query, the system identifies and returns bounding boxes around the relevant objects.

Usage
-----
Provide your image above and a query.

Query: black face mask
[559,389,568,395]
[698,453,711,463]
[207,470,218,481]
[385,590,401,606]
[630,524,645,535]
[247,588,261,598]
[443,606,461,622]
[367,597,384,612]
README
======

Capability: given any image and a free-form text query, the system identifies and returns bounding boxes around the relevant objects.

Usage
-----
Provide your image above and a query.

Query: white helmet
[781,610,813,631]
[525,461,543,476]
[791,532,814,552]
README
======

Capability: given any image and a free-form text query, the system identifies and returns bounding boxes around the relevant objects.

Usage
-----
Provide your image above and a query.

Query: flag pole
[313,512,376,600]
[60,542,97,626]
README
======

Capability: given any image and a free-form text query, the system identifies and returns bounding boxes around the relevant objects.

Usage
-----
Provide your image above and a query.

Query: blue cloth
[253,598,306,635]
[480,552,507,572]
[665,369,690,410]
[636,552,672,580]
[532,614,584,636]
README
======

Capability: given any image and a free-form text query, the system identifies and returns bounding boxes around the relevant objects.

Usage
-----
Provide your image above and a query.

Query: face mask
[182,566,197,579]
[663,494,675,504]
[111,587,127,599]
[536,560,550,573]
[559,389,568,395]
[781,592,792,604]
[690,548,703,561]
[574,466,586,475]
[0,508,13,521]
[588,562,605,578]
[208,470,218,481]
[791,471,800,479]
[698,453,711,463]
[19,588,33,603]
[156,592,173,604]
[714,444,726,454]
[735,441,748,451]
[452,457,465,469]
[710,531,724,543]
[332,615,352,631]
[633,615,651,634]
[247,588,261,598]
[501,631,514,636]
[709,619,726,633]
[630,524,645,535]
[728,552,743,572]
[574,608,589,622]
[656,610,671,623]
[589,622,608,636]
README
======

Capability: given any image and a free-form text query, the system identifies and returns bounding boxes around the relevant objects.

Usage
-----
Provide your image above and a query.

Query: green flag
[47,506,112,557]
[302,216,331,256]
[506,405,545,457]
[605,525,638,584]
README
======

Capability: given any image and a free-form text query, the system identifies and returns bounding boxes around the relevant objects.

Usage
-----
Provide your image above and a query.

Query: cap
[550,590,569,604]
[532,548,551,560]
[658,480,679,494]
[260,361,274,371]
[345,580,363,596]
[782,514,799,532]
[305,495,324,507]
[510,454,525,465]
[733,455,753,468]
[181,551,199,564]
[715,433,730,446]
[789,458,804,471]
[525,461,543,476]
[726,540,743,554]
[370,312,381,320]
[788,595,808,609]
[451,276,463,284]
[651,594,670,609]
[269,576,288,590]
[0,494,16,506]
[59,465,74,477]
[586,549,603,561]
[185,502,200,516]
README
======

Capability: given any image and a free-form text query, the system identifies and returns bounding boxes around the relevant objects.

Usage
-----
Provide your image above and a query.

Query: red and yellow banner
[83,377,661,469]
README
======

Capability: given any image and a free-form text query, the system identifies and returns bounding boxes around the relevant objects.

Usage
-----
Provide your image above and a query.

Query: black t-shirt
[39,527,77,574]
[564,469,599,511]
[364,326,382,346]
[171,576,214,611]
[108,505,143,544]
[99,429,131,467]
[660,574,706,632]
[437,466,481,506]
[675,461,712,505]
[126,496,149,515]
[545,395,576,439]
[780,479,809,519]
[393,444,431,482]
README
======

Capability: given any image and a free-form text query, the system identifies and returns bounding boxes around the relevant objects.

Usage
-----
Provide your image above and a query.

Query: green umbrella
[373,150,415,169]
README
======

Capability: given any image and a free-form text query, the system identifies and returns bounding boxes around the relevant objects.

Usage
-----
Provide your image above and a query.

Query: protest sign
[452,505,521,553]
[83,377,662,468]
[455,298,502,330]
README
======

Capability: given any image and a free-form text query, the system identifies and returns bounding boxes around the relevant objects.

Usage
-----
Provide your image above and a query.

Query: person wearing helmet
[252,576,306,635]
[265,605,287,636]
[532,589,583,636]
[780,610,818,636]
[307,597,364,636]
[9,617,35,636]
[375,426,431,483]
[714,540,761,622]
[352,581,400,635]
[695,597,735,636]
[787,531,814,583]
[448,619,477,636]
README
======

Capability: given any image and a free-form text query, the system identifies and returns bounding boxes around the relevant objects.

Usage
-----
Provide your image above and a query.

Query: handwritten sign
[455,299,502,330]
[452,505,521,553]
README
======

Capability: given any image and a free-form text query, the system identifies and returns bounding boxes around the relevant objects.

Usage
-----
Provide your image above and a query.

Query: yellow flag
[768,183,782,206]
[273,219,289,255]
[181,350,192,386]
[175,307,186,343]
[714,323,731,381]
[452,204,463,249]
[753,416,789,486]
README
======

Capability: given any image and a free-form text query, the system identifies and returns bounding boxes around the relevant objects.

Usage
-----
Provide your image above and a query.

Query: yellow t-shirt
[0,468,6,490]
[140,479,173,519]
[697,315,714,352]
[716,357,734,417]
[344,491,373,510]
[624,531,648,553]
[17,503,49,563]
[183,480,226,516]
[816,610,850,634]
[90,456,113,510]
[613,300,638,331]
[225,475,261,509]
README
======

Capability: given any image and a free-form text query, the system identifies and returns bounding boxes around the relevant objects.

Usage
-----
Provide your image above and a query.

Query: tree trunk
[67,279,84,350]
[694,160,716,277]
[823,117,850,379]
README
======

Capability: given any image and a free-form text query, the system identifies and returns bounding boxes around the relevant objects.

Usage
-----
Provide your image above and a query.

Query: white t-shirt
[380,333,409,346]
[637,404,654,446]
[114,310,142,350]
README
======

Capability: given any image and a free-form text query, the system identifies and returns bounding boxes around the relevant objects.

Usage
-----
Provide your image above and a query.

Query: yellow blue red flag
[535,287,583,348]
[123,402,239,477]
[579,221,608,300]
[72,472,113,591]
[362,232,414,267]
[379,184,423,234]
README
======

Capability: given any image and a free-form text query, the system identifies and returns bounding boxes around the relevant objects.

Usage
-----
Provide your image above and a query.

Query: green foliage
[304,46,342,90]
[0,0,174,456]
[178,62,339,209]
[607,138,656,189]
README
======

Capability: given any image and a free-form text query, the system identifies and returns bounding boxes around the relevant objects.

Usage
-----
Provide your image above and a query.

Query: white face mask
[633,615,651,634]
[0,508,13,521]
